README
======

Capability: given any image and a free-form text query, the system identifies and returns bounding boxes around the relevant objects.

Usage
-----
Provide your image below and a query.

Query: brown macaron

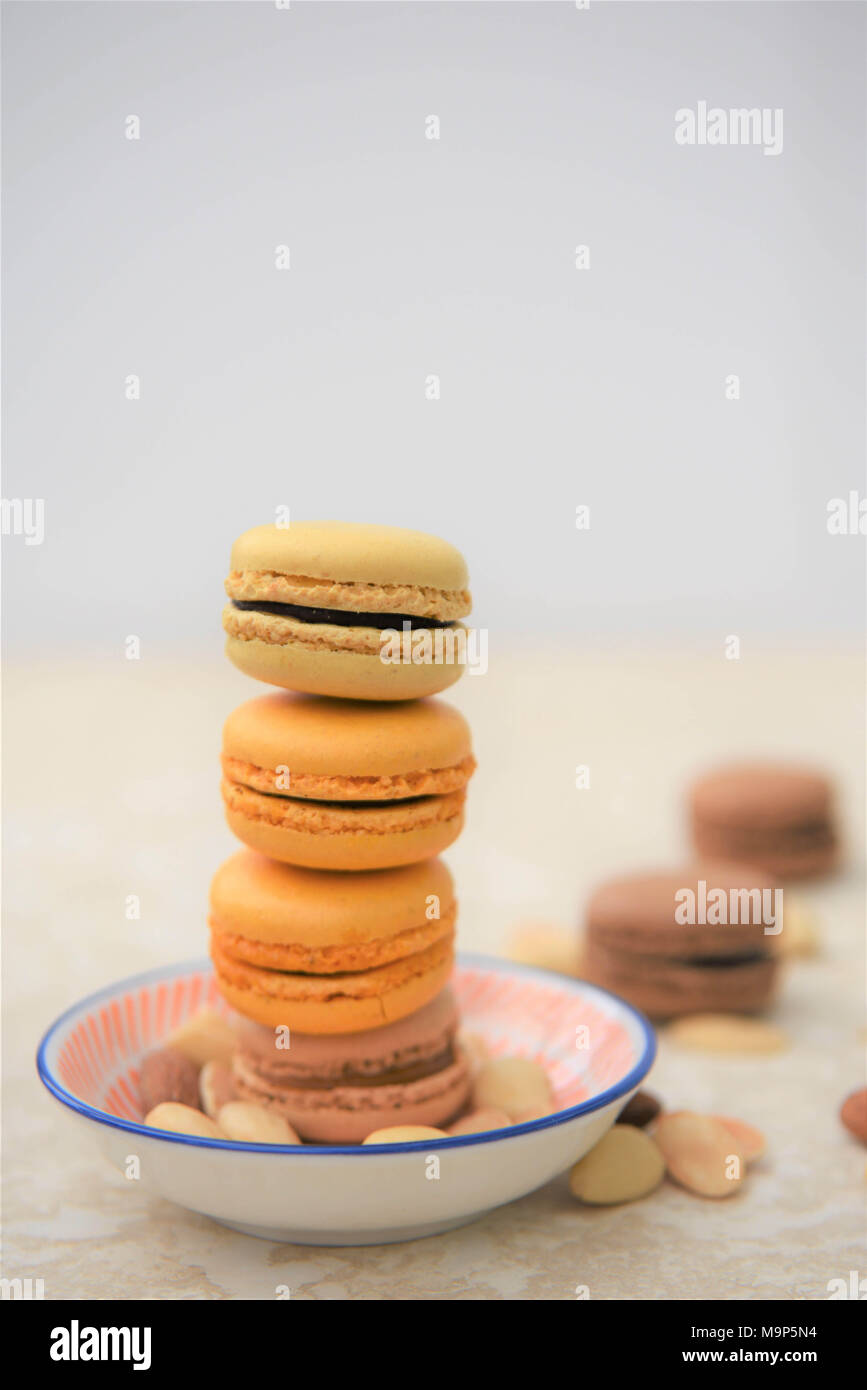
[231,988,472,1144]
[583,864,782,1020]
[690,763,839,880]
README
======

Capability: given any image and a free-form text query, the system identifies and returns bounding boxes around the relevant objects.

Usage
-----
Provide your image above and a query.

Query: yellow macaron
[223,520,472,700]
[221,693,475,871]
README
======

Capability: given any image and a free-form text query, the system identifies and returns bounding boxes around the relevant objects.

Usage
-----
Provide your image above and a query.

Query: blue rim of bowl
[36,952,656,1155]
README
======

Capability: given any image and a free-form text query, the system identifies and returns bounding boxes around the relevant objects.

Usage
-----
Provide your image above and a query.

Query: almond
[715,1115,766,1163]
[841,1087,867,1147]
[666,1014,788,1055]
[199,1060,237,1119]
[779,896,821,958]
[144,1102,224,1139]
[138,1047,200,1114]
[448,1107,511,1136]
[166,1009,238,1067]
[216,1102,300,1145]
[569,1124,665,1205]
[473,1058,552,1121]
[618,1089,662,1128]
[362,1126,447,1144]
[654,1112,745,1197]
[457,1031,490,1073]
[506,922,579,976]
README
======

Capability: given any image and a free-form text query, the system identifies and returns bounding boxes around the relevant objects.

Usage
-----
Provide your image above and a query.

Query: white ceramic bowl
[37,954,655,1245]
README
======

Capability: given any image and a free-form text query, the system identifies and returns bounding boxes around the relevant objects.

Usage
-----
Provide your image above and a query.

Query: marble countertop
[3,645,864,1300]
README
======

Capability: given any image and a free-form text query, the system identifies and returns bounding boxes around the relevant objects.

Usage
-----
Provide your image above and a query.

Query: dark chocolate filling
[699,819,835,846]
[253,790,436,810]
[674,951,771,969]
[232,599,453,630]
[252,1043,456,1090]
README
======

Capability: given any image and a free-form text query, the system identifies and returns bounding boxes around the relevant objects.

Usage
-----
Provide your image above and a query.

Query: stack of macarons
[579,762,840,1020]
[210,520,477,1141]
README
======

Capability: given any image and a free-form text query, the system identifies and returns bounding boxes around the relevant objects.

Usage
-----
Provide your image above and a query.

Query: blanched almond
[569,1124,665,1205]
[513,1104,554,1123]
[778,896,821,958]
[666,1014,788,1055]
[216,1102,300,1145]
[144,1102,224,1139]
[362,1126,447,1144]
[199,1060,236,1119]
[473,1058,552,1121]
[506,923,580,976]
[457,1032,490,1073]
[715,1115,766,1163]
[654,1112,745,1197]
[448,1107,512,1136]
[166,1009,237,1067]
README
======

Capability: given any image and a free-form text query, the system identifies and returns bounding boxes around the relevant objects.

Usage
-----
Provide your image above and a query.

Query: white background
[3,0,865,653]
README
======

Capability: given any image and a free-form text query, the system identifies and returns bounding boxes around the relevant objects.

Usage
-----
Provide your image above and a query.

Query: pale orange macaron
[223,520,472,700]
[209,851,457,1033]
[221,692,475,871]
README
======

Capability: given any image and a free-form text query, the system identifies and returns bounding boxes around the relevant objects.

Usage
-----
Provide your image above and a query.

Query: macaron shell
[584,940,780,1018]
[689,761,838,882]
[223,754,474,802]
[234,986,460,1083]
[230,521,469,593]
[226,630,465,701]
[586,865,781,957]
[211,936,455,1033]
[692,824,839,880]
[209,852,456,949]
[222,693,473,783]
[690,763,833,829]
[223,796,466,871]
[211,908,455,974]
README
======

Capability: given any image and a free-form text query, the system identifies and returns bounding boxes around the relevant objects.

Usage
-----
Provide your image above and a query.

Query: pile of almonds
[568,1090,766,1206]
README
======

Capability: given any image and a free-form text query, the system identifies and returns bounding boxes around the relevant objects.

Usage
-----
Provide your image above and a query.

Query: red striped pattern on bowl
[53,963,642,1123]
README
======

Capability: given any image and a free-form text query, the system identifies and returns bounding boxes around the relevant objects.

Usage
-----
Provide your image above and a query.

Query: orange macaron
[209,850,457,1033]
[220,693,475,871]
